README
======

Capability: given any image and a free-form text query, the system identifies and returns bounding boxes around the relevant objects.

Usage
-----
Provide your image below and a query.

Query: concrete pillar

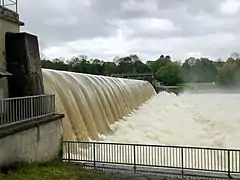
[0,6,24,98]
[5,32,44,97]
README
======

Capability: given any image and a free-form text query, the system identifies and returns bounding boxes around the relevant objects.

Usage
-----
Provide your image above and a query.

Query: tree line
[41,52,240,86]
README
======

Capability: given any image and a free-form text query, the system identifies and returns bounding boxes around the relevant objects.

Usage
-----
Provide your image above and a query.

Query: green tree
[216,57,240,86]
[41,58,69,71]
[41,52,240,88]
[150,55,172,75]
[155,61,183,86]
[133,60,151,74]
[115,54,150,74]
[182,57,217,83]
[102,62,116,76]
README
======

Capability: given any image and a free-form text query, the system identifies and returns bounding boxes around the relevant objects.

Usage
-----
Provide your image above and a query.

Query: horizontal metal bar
[62,140,240,152]
[0,0,17,10]
[1,94,55,101]
[4,3,15,6]
[8,0,16,3]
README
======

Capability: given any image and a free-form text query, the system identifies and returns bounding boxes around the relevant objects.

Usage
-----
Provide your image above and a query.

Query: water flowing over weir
[62,91,240,173]
[99,91,240,148]
[41,68,156,141]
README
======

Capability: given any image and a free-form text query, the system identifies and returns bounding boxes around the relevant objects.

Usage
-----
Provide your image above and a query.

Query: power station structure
[0,0,64,171]
[0,0,23,98]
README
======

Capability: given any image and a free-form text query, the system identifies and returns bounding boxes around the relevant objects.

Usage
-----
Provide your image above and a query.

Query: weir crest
[42,68,156,141]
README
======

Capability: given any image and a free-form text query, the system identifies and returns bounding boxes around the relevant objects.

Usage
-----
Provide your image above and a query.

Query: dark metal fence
[0,94,55,126]
[62,141,240,178]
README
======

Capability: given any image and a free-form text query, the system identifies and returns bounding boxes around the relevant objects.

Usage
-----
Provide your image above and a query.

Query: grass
[0,162,104,180]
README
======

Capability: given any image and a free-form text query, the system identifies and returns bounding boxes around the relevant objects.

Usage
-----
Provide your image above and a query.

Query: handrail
[1,94,55,101]
[62,141,240,178]
[63,140,240,152]
[0,94,55,126]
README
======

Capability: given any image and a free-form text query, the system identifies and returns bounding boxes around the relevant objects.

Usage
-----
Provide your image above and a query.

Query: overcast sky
[19,0,240,62]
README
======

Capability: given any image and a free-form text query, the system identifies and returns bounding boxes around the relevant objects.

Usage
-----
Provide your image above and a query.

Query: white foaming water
[99,91,240,149]
[68,91,240,171]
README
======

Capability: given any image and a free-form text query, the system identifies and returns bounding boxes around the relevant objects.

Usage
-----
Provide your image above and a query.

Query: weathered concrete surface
[75,163,231,180]
[0,7,22,98]
[97,171,181,180]
[90,170,231,180]
[5,32,44,97]
[0,115,63,170]
[82,169,227,180]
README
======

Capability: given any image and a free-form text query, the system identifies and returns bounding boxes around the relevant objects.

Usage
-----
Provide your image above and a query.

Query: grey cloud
[118,0,240,39]
[18,0,240,60]
[19,0,119,47]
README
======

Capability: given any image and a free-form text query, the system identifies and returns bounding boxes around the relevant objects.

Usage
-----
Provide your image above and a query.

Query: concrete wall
[0,116,63,169]
[5,33,44,97]
[0,7,23,98]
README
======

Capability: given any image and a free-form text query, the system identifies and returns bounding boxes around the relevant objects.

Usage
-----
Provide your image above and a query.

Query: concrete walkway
[82,163,231,180]
[92,170,229,180]
[97,171,181,180]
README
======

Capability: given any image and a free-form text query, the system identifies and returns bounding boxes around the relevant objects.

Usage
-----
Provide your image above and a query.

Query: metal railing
[0,0,17,12]
[0,94,55,126]
[62,141,240,178]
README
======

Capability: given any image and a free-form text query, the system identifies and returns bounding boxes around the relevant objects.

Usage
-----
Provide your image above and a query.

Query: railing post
[181,147,184,176]
[15,0,17,12]
[133,144,136,173]
[68,142,70,163]
[30,97,33,118]
[52,95,55,113]
[227,150,231,179]
[93,142,96,169]
[59,139,63,162]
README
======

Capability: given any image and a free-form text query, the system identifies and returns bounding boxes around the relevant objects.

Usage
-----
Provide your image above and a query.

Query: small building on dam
[0,1,64,171]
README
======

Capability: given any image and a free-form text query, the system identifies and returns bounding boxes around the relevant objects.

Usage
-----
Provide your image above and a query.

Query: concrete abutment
[0,6,65,172]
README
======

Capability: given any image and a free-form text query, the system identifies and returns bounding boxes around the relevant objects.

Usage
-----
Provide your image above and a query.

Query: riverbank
[0,162,103,180]
[0,162,181,180]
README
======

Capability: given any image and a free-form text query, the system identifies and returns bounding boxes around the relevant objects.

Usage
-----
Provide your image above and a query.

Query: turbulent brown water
[67,91,240,171]
[42,68,156,141]
[99,91,240,149]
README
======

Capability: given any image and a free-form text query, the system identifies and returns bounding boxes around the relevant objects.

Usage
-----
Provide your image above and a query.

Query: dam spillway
[42,68,156,141]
